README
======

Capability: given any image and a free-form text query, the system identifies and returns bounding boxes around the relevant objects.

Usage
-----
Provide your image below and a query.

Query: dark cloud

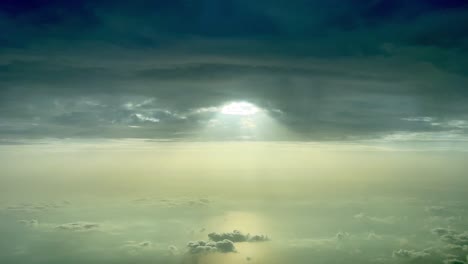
[1,0,468,142]
[428,228,468,262]
[187,239,236,254]
[55,222,100,232]
[208,230,269,242]
[443,259,466,264]
[4,201,69,212]
[186,230,269,255]
[334,231,351,240]
[432,228,468,246]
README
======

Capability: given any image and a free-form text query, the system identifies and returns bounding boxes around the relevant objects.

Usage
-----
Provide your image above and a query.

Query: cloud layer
[1,1,468,143]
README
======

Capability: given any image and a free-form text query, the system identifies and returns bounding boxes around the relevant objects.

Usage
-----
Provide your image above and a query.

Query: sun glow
[221,102,259,116]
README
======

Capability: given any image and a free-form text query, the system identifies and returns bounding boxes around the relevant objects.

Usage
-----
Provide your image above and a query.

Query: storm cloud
[1,0,468,144]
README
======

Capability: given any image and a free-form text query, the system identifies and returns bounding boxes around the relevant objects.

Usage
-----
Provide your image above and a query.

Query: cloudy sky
[1,1,468,264]
[1,0,468,145]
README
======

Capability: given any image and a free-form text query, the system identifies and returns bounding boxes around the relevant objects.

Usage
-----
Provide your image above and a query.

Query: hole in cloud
[221,102,259,116]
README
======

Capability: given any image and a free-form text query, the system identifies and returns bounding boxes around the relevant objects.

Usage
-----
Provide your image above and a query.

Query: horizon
[1,1,468,264]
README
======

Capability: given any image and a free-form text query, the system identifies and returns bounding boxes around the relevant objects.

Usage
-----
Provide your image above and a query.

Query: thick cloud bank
[1,0,468,143]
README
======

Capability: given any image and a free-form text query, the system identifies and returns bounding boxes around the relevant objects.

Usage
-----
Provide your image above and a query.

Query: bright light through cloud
[221,102,259,116]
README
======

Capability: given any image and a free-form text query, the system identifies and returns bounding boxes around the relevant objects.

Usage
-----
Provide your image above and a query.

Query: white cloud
[392,248,431,260]
[401,117,434,122]
[354,212,398,224]
[134,113,160,123]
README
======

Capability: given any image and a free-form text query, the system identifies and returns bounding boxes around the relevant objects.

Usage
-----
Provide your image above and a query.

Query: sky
[1,0,468,145]
[1,1,468,264]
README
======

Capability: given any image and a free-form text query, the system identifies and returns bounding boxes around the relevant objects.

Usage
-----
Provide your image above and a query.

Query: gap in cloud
[221,102,259,116]
[193,101,293,141]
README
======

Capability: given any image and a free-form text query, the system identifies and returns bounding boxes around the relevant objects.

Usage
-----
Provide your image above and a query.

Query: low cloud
[334,231,351,241]
[55,222,100,232]
[425,206,452,216]
[187,239,236,254]
[5,201,70,212]
[132,197,211,208]
[121,240,154,255]
[168,245,179,256]
[186,230,269,255]
[392,248,431,260]
[432,228,468,246]
[366,232,382,240]
[284,231,355,249]
[443,259,466,264]
[207,230,269,242]
[18,219,39,228]
[354,212,398,224]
